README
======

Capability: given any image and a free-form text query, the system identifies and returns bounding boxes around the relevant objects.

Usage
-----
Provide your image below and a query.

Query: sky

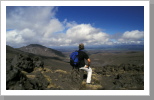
[6,6,144,48]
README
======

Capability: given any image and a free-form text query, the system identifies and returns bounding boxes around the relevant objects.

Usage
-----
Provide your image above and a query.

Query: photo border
[1,0,150,96]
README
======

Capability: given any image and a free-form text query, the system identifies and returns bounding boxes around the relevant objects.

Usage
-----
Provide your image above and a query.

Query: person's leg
[80,65,92,83]
[86,67,92,83]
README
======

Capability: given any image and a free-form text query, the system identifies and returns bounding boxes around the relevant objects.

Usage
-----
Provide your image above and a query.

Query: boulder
[6,54,47,90]
[70,69,84,89]
[11,54,44,73]
[33,57,44,68]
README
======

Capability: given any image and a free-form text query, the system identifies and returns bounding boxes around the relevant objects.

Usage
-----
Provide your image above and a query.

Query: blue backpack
[70,50,79,67]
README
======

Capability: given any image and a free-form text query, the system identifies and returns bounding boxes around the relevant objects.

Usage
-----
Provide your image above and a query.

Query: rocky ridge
[19,44,65,58]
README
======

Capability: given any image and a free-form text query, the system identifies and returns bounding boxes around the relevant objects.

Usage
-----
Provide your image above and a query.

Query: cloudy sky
[6,6,144,48]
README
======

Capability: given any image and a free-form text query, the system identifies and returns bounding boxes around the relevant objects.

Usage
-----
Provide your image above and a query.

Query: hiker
[70,43,92,84]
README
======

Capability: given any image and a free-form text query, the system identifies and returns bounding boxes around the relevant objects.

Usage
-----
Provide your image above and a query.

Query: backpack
[70,50,79,67]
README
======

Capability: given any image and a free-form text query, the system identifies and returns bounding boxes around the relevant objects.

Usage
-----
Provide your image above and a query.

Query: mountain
[6,44,70,70]
[18,44,65,58]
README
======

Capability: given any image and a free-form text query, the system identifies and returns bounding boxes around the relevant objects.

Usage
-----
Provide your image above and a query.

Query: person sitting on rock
[77,43,92,84]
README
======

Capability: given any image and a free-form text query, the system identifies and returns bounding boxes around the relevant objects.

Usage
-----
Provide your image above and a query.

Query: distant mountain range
[50,44,144,52]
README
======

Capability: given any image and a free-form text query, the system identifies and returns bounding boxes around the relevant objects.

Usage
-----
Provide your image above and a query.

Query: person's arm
[85,58,91,68]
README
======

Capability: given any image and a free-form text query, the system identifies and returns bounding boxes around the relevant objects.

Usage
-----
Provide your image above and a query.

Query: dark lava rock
[33,57,44,68]
[26,71,49,90]
[11,54,44,73]
[11,54,34,73]
[45,68,85,90]
[6,63,30,90]
[70,69,84,89]
[94,64,144,90]
[6,54,47,90]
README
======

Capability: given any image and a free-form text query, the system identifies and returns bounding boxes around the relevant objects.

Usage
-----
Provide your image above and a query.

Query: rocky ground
[6,52,144,90]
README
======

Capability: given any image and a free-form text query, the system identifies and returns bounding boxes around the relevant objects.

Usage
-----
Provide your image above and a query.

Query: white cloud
[122,30,144,40]
[43,18,64,38]
[6,7,144,48]
[7,6,56,30]
[6,30,25,47]
[66,24,110,45]
[117,30,144,44]
[6,6,64,47]
[20,28,36,39]
[63,19,77,28]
